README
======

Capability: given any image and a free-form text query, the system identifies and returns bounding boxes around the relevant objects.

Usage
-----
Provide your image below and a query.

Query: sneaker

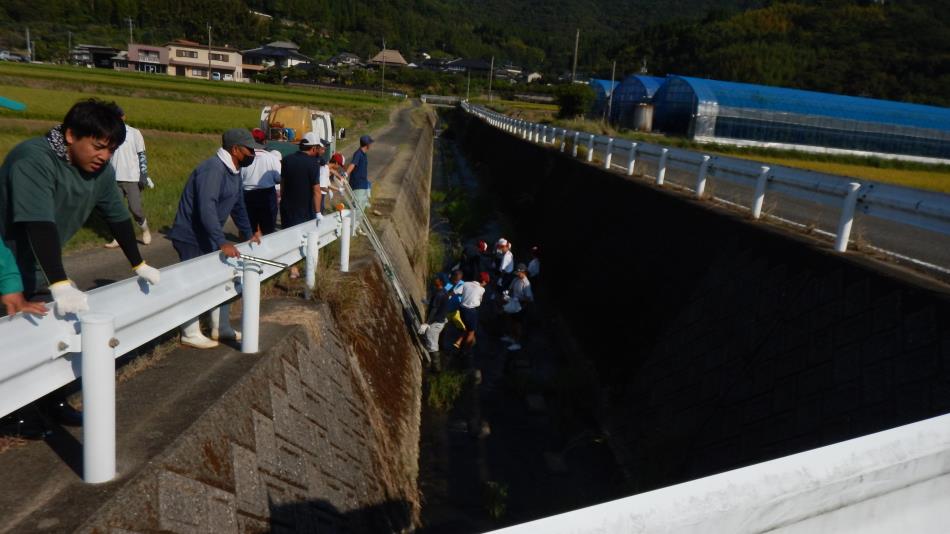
[500,336,515,344]
[104,239,120,248]
[141,229,152,245]
[506,343,522,351]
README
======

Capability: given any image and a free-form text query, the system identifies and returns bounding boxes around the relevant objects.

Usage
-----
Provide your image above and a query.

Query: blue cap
[359,135,374,146]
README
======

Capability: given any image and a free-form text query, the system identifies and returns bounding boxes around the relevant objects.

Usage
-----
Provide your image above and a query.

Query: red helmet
[251,128,266,143]
[330,152,344,165]
[477,240,488,252]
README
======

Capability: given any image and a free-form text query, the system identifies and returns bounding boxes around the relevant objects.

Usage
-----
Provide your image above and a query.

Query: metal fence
[463,103,950,277]
[0,210,354,483]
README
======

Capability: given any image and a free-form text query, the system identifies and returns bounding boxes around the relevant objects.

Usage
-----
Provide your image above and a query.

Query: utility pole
[380,38,386,98]
[126,17,134,49]
[207,23,212,80]
[571,28,579,83]
[488,56,494,102]
[25,27,31,63]
[466,69,471,101]
[605,60,616,124]
[67,31,72,64]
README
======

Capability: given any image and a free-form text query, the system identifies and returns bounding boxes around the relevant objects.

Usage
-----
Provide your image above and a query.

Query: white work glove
[49,280,89,315]
[417,323,430,335]
[134,262,161,285]
[316,212,324,221]
[145,177,155,189]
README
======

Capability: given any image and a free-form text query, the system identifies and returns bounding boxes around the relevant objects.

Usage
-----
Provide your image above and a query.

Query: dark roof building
[242,41,311,74]
[653,75,950,162]
[611,75,664,126]
[71,44,119,68]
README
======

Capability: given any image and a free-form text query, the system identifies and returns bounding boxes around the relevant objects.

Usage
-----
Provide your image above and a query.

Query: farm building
[652,75,950,162]
[589,78,620,120]
[610,74,664,130]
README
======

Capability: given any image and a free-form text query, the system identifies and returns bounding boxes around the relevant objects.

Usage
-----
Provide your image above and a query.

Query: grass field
[0,63,398,250]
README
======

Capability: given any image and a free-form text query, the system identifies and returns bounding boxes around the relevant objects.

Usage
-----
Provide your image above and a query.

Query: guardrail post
[533,125,541,143]
[626,143,638,176]
[696,155,711,199]
[586,136,595,162]
[560,129,567,152]
[656,148,669,186]
[241,262,262,354]
[81,312,117,484]
[835,182,863,253]
[572,132,580,157]
[604,138,614,169]
[304,229,320,299]
[541,126,548,144]
[522,121,529,139]
[341,212,352,272]
[751,166,771,219]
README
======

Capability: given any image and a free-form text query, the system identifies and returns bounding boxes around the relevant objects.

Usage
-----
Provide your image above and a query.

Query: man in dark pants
[168,128,262,348]
[279,132,324,228]
[0,98,160,431]
[240,128,281,235]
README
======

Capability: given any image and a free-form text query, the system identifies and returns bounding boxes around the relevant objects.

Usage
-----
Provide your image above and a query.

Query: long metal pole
[81,312,117,483]
[25,28,31,63]
[380,38,386,98]
[127,17,133,49]
[571,29,579,83]
[488,56,494,102]
[207,23,212,80]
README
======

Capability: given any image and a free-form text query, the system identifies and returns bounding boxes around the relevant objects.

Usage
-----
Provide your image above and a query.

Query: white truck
[259,105,346,157]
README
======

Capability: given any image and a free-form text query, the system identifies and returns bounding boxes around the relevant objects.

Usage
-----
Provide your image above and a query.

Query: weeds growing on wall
[483,480,509,520]
[426,369,467,411]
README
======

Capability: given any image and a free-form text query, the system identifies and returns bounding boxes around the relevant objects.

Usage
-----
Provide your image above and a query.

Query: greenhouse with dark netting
[610,74,664,130]
[651,75,950,162]
[589,78,620,120]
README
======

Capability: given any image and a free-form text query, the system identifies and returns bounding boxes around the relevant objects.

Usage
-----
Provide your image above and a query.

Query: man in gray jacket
[168,128,262,348]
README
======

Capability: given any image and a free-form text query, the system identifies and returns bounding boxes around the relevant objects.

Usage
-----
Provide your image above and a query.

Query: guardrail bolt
[57,341,69,351]
[108,338,120,349]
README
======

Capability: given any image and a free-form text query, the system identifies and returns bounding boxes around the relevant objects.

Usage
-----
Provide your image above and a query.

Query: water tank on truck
[259,105,346,158]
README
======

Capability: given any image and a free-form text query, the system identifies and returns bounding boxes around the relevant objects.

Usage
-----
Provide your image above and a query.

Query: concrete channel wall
[453,110,950,493]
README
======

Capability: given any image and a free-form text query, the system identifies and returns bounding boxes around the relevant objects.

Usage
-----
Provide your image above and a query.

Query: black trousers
[244,187,278,235]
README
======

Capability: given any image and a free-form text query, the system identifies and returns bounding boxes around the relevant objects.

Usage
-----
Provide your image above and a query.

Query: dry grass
[0,436,27,454]
[116,336,180,385]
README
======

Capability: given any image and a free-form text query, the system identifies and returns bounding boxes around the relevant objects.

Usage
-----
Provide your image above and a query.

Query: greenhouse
[589,78,619,120]
[652,76,950,161]
[610,74,664,128]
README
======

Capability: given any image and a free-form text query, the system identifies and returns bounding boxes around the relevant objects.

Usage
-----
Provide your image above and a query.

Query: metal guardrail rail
[0,210,354,482]
[462,102,950,274]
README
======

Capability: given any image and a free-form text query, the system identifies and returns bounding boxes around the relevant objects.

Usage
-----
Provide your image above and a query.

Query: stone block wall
[454,111,950,493]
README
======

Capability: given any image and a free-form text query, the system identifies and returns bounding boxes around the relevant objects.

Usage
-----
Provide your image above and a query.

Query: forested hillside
[0,0,947,105]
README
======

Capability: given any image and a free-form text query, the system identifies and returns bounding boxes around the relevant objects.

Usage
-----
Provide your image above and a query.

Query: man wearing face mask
[168,128,262,349]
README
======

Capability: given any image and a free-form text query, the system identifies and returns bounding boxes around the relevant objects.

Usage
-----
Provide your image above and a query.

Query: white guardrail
[0,210,354,483]
[462,102,950,269]
[487,412,950,533]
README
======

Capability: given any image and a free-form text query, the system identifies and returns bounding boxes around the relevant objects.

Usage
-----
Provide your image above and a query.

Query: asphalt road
[62,101,423,291]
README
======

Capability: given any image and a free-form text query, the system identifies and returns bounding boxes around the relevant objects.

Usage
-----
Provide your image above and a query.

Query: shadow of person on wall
[268,497,414,533]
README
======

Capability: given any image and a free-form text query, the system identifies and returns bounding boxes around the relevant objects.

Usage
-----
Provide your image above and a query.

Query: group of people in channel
[0,98,377,433]
[420,237,541,364]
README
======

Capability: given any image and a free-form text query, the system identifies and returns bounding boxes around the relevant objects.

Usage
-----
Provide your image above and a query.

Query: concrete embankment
[0,104,436,533]
[452,110,950,494]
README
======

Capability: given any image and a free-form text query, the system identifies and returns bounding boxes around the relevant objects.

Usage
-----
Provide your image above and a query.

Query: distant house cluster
[64,40,542,85]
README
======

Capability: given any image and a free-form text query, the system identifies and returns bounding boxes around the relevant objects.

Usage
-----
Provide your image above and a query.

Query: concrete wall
[453,111,950,493]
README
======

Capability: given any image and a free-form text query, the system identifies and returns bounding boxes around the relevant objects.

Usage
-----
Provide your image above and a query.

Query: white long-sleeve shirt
[241,149,282,190]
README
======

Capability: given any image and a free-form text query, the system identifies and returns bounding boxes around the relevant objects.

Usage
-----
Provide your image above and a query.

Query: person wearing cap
[421,275,450,357]
[168,127,263,349]
[493,238,514,298]
[0,98,160,429]
[501,263,534,352]
[345,134,373,235]
[280,132,325,230]
[325,152,347,205]
[241,128,282,235]
[452,271,490,354]
[104,107,153,248]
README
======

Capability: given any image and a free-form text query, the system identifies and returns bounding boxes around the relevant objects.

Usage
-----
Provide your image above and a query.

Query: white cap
[300,132,321,147]
[496,238,508,247]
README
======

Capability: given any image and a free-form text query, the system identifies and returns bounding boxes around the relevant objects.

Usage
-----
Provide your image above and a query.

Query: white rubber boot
[180,317,218,349]
[140,220,152,245]
[210,304,241,341]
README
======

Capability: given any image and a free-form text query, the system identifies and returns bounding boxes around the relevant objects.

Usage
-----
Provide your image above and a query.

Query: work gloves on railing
[133,262,161,285]
[48,263,160,316]
[49,280,89,315]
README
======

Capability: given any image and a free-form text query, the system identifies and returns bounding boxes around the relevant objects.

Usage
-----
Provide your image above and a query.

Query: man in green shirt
[0,98,160,316]
[0,240,47,316]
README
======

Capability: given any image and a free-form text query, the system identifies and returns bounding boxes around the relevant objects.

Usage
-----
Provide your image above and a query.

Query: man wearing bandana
[168,128,263,349]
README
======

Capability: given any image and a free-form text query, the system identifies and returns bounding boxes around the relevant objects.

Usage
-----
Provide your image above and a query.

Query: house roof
[445,58,492,71]
[369,49,407,66]
[266,41,299,50]
[242,45,311,62]
[165,39,239,53]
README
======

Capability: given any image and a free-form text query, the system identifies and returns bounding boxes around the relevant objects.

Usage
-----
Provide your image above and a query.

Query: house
[368,49,408,67]
[525,72,543,83]
[122,44,169,74]
[71,44,119,68]
[166,39,243,81]
[420,57,451,71]
[242,41,311,76]
[328,52,361,67]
